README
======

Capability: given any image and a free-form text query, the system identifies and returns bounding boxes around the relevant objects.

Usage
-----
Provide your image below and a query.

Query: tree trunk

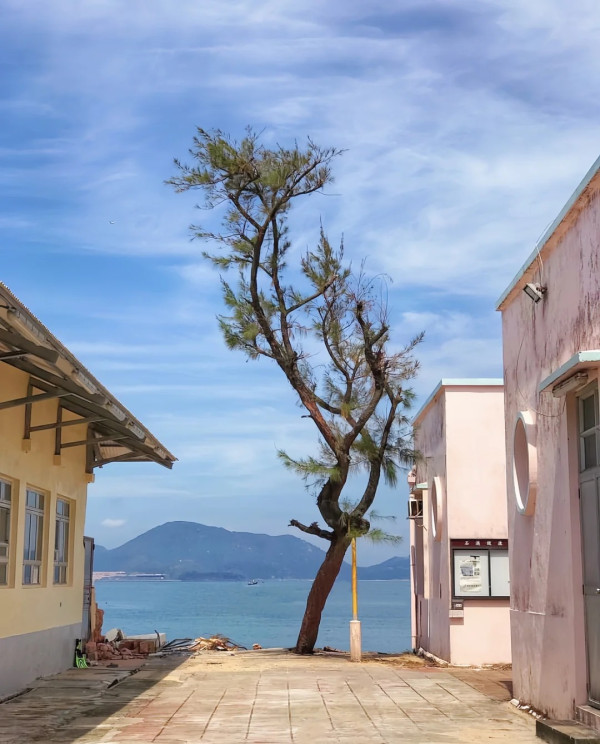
[294,535,351,654]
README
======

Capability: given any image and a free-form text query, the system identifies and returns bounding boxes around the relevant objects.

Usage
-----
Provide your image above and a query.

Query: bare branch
[289,519,334,541]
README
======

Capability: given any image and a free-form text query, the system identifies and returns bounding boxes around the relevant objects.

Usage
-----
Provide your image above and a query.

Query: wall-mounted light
[523,283,547,303]
[552,372,589,397]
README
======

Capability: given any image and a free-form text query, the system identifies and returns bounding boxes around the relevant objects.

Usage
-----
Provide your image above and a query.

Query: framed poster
[453,550,490,597]
[451,540,509,599]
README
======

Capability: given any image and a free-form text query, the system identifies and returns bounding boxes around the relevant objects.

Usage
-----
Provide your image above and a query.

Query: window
[23,489,45,585]
[579,389,599,471]
[0,480,11,585]
[54,499,70,584]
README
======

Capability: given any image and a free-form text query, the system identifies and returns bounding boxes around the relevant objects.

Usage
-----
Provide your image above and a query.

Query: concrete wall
[0,623,81,699]
[412,383,510,665]
[498,173,600,718]
[0,364,89,696]
[414,385,450,661]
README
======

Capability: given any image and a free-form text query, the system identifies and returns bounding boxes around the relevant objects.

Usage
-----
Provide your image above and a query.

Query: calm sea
[94,579,412,653]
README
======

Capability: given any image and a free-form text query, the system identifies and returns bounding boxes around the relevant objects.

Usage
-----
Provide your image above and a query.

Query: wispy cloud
[2,0,600,558]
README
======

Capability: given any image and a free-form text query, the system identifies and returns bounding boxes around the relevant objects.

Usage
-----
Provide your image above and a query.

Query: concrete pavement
[0,650,539,744]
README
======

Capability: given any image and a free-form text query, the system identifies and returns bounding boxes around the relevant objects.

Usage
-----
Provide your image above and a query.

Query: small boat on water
[247,579,259,585]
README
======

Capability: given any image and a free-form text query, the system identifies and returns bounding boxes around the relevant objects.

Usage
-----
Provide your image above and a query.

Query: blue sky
[1,0,599,564]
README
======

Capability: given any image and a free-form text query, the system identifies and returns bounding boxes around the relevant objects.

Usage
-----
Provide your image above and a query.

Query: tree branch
[289,519,334,541]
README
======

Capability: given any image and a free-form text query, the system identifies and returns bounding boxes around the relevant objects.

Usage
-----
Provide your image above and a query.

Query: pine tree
[168,128,422,654]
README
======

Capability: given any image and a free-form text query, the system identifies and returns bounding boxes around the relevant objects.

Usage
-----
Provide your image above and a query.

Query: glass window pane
[583,395,597,432]
[23,564,31,584]
[35,515,43,560]
[24,512,32,560]
[584,433,598,469]
[0,506,9,543]
[0,481,11,502]
[453,550,491,597]
[0,563,7,584]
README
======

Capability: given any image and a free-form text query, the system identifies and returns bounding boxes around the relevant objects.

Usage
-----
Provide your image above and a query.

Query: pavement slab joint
[0,651,541,743]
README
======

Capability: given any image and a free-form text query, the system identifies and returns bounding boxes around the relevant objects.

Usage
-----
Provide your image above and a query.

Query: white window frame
[54,498,71,585]
[0,479,12,586]
[23,488,45,585]
[579,386,600,472]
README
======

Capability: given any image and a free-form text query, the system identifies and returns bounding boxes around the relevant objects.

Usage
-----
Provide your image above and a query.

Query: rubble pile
[85,636,159,662]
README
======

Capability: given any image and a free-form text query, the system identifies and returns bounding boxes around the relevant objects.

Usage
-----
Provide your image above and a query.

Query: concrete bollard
[350,620,362,662]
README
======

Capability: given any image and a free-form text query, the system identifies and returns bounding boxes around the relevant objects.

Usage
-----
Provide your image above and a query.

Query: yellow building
[0,283,175,698]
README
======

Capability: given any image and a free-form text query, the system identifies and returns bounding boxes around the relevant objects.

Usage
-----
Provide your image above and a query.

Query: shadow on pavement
[0,654,190,744]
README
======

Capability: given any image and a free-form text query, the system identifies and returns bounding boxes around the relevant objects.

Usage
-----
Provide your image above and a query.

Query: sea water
[95,579,412,652]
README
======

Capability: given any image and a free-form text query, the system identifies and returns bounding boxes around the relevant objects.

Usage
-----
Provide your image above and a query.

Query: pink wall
[498,169,600,718]
[412,383,510,665]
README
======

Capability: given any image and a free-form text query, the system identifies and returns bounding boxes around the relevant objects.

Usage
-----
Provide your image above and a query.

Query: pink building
[409,380,511,665]
[498,155,600,726]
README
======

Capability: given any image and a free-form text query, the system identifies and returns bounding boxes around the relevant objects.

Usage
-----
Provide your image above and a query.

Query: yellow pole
[351,537,358,621]
[350,537,361,661]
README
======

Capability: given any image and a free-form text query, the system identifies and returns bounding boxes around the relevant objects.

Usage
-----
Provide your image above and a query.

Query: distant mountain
[93,521,410,581]
[355,557,409,580]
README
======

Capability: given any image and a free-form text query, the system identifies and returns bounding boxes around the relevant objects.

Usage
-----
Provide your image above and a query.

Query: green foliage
[169,128,422,544]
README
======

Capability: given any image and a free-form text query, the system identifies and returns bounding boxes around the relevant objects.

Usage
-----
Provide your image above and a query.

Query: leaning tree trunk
[294,535,351,654]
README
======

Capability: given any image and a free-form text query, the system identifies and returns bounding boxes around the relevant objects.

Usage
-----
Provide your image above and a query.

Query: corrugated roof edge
[0,281,176,464]
[412,378,504,427]
[496,153,600,311]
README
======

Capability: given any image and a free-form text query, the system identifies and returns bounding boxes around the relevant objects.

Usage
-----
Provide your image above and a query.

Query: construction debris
[85,636,158,662]
[161,635,248,653]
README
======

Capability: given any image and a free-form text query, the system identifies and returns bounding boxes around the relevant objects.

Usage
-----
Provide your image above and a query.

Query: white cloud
[3,0,600,557]
[101,518,126,528]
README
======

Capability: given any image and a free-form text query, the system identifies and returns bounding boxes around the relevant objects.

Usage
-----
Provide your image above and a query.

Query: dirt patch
[369,652,441,668]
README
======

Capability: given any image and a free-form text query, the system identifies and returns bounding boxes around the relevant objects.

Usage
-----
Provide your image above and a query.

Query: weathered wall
[413,383,510,665]
[0,622,82,699]
[445,387,510,665]
[0,363,89,694]
[450,599,511,666]
[414,387,450,661]
[500,175,600,717]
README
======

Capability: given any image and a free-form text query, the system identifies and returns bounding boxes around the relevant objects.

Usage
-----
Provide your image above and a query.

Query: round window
[430,476,443,541]
[513,411,537,515]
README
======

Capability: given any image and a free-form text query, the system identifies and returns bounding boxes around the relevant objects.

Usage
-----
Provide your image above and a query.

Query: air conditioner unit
[408,497,423,519]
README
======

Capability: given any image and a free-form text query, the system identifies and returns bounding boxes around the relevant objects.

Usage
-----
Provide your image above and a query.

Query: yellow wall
[0,364,89,638]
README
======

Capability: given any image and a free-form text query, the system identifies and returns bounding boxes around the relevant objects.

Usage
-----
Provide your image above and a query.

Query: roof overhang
[413,378,504,427]
[0,283,176,470]
[497,154,600,311]
[538,351,600,396]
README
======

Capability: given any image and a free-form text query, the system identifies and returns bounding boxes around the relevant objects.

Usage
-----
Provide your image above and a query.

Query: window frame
[0,479,12,586]
[23,488,46,586]
[53,497,71,585]
[579,386,600,472]
[450,539,510,600]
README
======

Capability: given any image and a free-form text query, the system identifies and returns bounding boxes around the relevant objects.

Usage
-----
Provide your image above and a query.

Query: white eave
[413,378,504,427]
[496,153,600,311]
[538,351,600,394]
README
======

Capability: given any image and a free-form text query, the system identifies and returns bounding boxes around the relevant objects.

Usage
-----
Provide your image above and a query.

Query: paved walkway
[0,650,539,744]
